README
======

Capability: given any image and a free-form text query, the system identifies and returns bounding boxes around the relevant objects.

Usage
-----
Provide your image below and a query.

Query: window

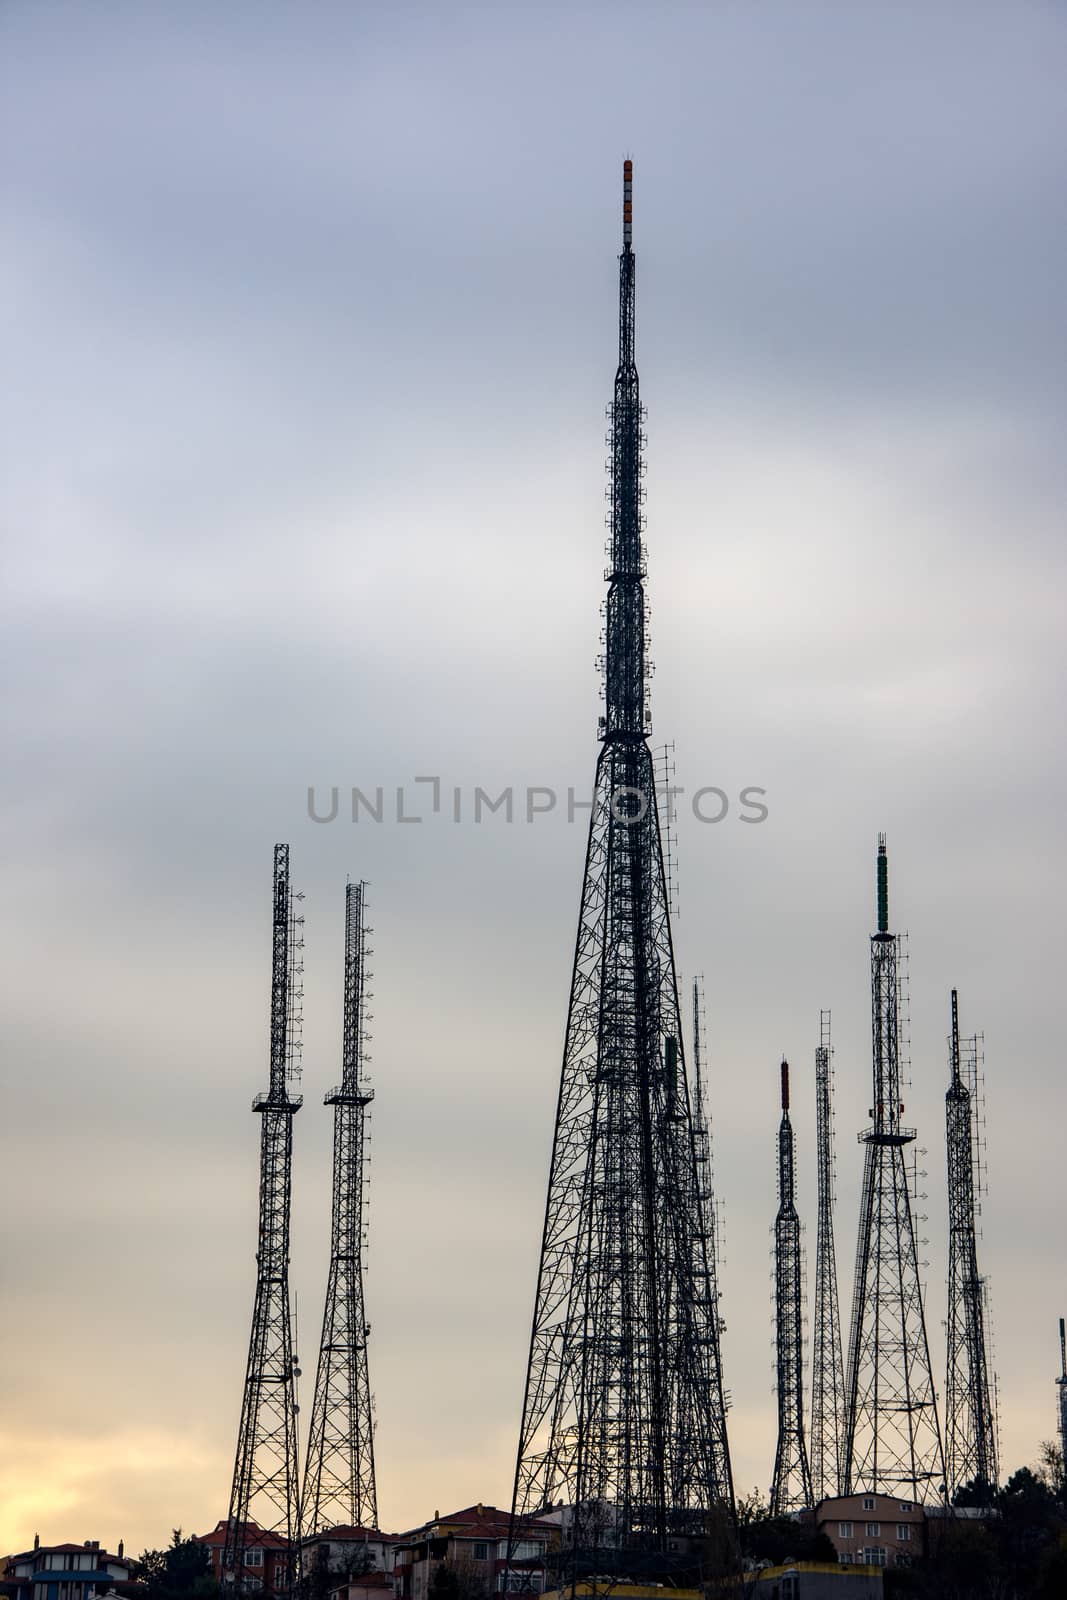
[865,1522,880,1537]
[898,1501,912,1512]
[472,1545,488,1563]
[896,1524,911,1541]
[863,1548,887,1568]
[862,1497,875,1512]
[244,1551,264,1568]
[47,1556,72,1572]
[246,1581,263,1594]
[77,1557,95,1571]
[502,1574,541,1595]
[838,1522,853,1538]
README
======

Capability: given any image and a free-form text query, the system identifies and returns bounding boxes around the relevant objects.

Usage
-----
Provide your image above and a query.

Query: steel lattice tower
[691,980,725,1346]
[944,989,998,1498]
[770,1060,813,1514]
[810,1012,846,1504]
[223,845,304,1593]
[509,162,733,1567]
[304,881,378,1533]
[843,837,945,1502]
[1057,1319,1067,1479]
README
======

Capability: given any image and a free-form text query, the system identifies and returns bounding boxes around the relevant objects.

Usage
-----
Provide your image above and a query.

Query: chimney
[34,1536,40,1553]
[118,1543,124,1561]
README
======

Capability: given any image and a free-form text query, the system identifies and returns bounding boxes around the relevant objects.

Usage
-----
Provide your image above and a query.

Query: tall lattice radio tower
[1057,1319,1067,1482]
[944,989,998,1498]
[303,881,378,1532]
[770,1059,813,1514]
[810,1012,845,1504]
[223,845,304,1592]
[843,837,945,1501]
[509,161,732,1571]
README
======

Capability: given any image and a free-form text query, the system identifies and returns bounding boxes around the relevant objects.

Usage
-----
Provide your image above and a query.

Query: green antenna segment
[877,835,889,933]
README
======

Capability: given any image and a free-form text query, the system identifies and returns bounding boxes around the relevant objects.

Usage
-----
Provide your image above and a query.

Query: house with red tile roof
[392,1505,557,1600]
[195,1521,293,1599]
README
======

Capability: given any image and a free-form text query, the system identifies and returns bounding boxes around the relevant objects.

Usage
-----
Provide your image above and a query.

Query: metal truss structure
[509,162,733,1576]
[223,845,304,1593]
[843,838,945,1502]
[304,881,378,1532]
[691,980,725,1347]
[770,1060,813,1514]
[810,1011,846,1504]
[944,989,998,1498]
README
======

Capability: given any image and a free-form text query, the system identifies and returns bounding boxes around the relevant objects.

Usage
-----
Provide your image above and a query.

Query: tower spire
[604,158,647,741]
[509,163,732,1581]
[303,881,378,1533]
[770,1060,813,1514]
[843,838,945,1501]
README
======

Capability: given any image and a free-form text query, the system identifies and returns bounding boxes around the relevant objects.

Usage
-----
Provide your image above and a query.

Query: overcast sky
[2,0,1065,1557]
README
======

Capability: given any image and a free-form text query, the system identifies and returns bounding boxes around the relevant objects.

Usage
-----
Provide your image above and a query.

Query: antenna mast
[223,845,303,1594]
[770,1060,813,1513]
[304,881,378,1532]
[810,1011,846,1504]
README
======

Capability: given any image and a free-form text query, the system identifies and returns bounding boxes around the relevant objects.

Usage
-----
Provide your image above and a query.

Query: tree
[733,1494,834,1569]
[1036,1439,1066,1501]
[954,1474,997,1509]
[138,1532,218,1600]
[427,1558,487,1600]
[306,1540,377,1600]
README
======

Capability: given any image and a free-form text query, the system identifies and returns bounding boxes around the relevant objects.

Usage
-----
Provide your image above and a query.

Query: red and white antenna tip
[623,159,633,248]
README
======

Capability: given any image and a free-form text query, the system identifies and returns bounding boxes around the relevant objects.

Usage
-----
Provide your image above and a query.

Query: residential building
[300,1527,399,1581]
[813,1495,924,1570]
[328,1573,394,1600]
[196,1521,293,1598]
[2,1540,135,1600]
[392,1505,556,1600]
